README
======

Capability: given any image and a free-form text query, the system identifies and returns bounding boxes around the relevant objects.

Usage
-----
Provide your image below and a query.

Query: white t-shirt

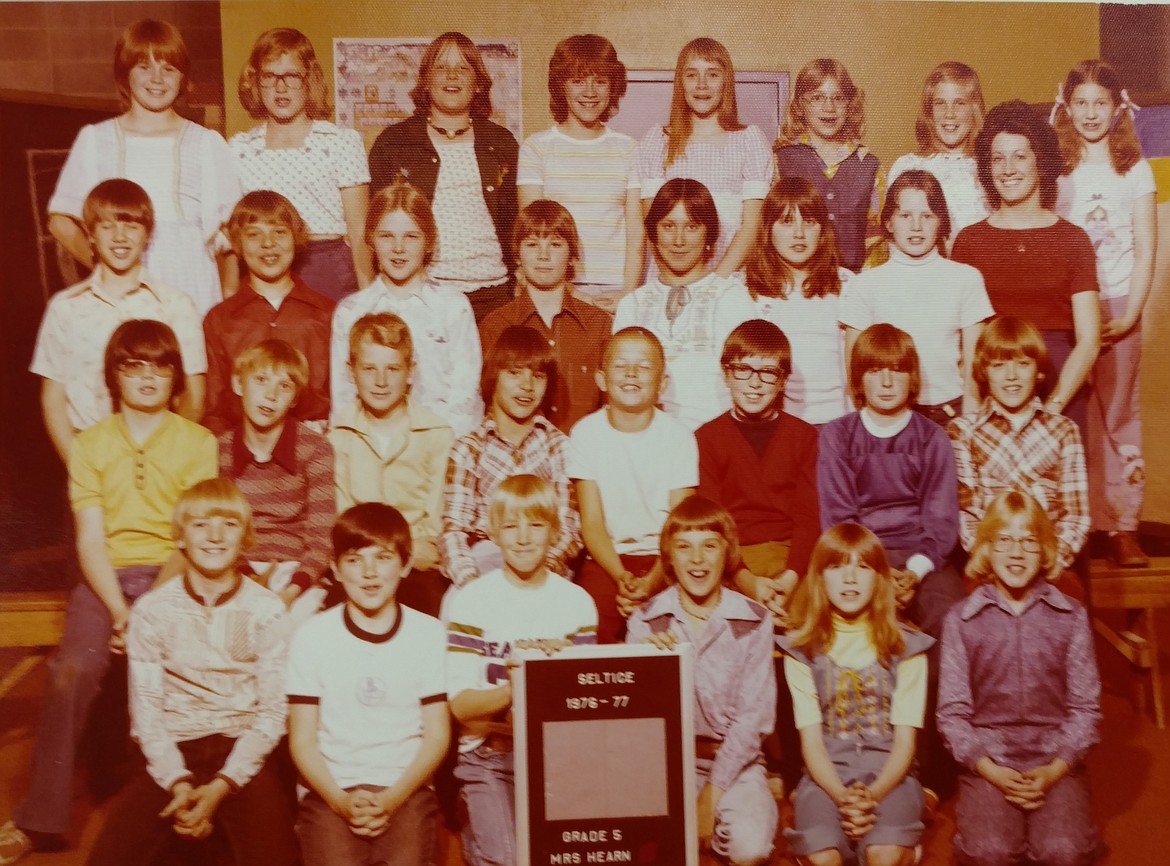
[286,604,447,789]
[888,152,989,239]
[1056,158,1156,299]
[717,271,854,425]
[517,126,640,288]
[446,569,598,750]
[567,408,699,555]
[838,247,993,405]
[613,272,739,430]
[429,139,507,292]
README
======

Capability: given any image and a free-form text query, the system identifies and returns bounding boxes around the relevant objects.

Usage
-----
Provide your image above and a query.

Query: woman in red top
[952,100,1099,432]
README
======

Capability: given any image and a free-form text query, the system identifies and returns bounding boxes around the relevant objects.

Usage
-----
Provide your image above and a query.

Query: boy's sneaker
[0,821,33,866]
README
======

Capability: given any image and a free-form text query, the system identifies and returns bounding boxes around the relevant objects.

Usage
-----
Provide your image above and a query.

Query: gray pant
[14,566,159,835]
[454,744,515,866]
[297,785,439,866]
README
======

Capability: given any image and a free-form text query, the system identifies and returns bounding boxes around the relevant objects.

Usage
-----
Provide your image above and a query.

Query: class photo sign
[513,644,697,866]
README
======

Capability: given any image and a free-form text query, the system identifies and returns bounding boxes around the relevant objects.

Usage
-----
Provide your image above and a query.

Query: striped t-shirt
[517,126,640,287]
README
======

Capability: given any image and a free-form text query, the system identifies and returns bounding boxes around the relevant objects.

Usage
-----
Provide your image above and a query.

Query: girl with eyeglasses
[47,19,241,315]
[773,59,882,272]
[938,491,1103,866]
[231,28,373,299]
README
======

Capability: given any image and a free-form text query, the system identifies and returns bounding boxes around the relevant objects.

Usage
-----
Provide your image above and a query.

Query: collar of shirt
[504,290,593,332]
[238,119,342,153]
[230,420,299,476]
[333,398,450,439]
[959,580,1076,621]
[71,268,165,306]
[362,275,440,311]
[641,585,766,628]
[975,396,1043,429]
[237,274,334,315]
[887,246,943,268]
[182,572,245,607]
[785,136,869,170]
[479,412,555,446]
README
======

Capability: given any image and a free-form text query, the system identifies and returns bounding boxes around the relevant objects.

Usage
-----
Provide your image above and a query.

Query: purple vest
[774,143,880,271]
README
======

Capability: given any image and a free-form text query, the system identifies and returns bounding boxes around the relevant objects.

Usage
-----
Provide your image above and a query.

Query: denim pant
[696,758,778,866]
[14,565,159,835]
[297,785,439,866]
[454,744,515,866]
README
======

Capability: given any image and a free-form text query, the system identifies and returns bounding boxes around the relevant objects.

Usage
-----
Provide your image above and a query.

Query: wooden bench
[0,590,69,702]
[1089,556,1170,728]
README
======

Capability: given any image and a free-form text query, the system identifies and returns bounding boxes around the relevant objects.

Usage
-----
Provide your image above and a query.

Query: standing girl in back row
[1053,60,1157,567]
[48,19,241,315]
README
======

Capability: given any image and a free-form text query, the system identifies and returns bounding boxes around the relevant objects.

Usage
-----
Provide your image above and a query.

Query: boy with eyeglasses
[696,319,820,624]
[1,320,216,863]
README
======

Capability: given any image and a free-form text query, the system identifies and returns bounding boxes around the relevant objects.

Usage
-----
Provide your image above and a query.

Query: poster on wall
[332,37,522,150]
[513,643,697,866]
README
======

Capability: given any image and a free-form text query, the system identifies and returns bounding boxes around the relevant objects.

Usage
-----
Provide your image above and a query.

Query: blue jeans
[14,566,159,835]
[454,744,515,866]
[297,785,439,866]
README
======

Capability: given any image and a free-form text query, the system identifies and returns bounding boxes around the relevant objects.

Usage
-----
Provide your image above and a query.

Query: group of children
[1,14,1149,866]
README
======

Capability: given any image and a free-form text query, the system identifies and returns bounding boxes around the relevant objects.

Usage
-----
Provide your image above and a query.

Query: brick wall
[0,1,224,131]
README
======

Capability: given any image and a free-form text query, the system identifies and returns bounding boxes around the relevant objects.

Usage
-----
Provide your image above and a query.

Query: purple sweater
[936,582,1101,771]
[816,410,958,571]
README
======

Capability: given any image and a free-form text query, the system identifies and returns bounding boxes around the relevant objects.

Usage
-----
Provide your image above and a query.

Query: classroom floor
[1,608,1168,866]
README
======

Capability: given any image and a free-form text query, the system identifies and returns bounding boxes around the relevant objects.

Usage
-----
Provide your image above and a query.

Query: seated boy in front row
[628,496,778,866]
[218,339,334,623]
[288,503,450,866]
[570,327,698,643]
[696,319,820,624]
[86,479,296,866]
[441,325,581,594]
[446,475,598,866]
[2,320,215,863]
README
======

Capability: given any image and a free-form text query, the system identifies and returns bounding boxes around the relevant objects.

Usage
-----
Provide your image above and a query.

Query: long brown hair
[663,38,745,168]
[788,523,906,665]
[410,32,494,120]
[746,177,842,301]
[1052,60,1142,175]
[238,28,331,121]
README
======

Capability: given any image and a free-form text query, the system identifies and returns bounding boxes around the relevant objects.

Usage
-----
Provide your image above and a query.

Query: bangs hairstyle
[746,177,842,301]
[965,490,1059,584]
[972,316,1052,401]
[788,523,907,665]
[848,324,921,409]
[975,100,1063,210]
[1053,59,1142,175]
[645,178,720,263]
[114,19,191,107]
[603,326,666,369]
[365,182,438,266]
[172,478,255,550]
[548,34,627,123]
[410,33,494,120]
[231,339,309,397]
[881,169,951,255]
[104,319,186,410]
[782,58,864,143]
[348,312,413,366]
[720,319,792,374]
[82,178,155,235]
[482,325,557,410]
[664,38,745,167]
[238,28,330,120]
[915,61,985,157]
[659,496,740,585]
[332,501,412,563]
[227,190,309,258]
[513,199,581,281]
[487,474,561,539]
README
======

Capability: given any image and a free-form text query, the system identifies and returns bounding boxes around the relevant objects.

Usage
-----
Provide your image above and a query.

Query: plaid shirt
[441,415,581,588]
[947,399,1088,570]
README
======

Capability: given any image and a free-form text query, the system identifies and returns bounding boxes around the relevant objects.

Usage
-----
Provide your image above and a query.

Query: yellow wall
[220,1,1170,526]
[220,0,1099,164]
